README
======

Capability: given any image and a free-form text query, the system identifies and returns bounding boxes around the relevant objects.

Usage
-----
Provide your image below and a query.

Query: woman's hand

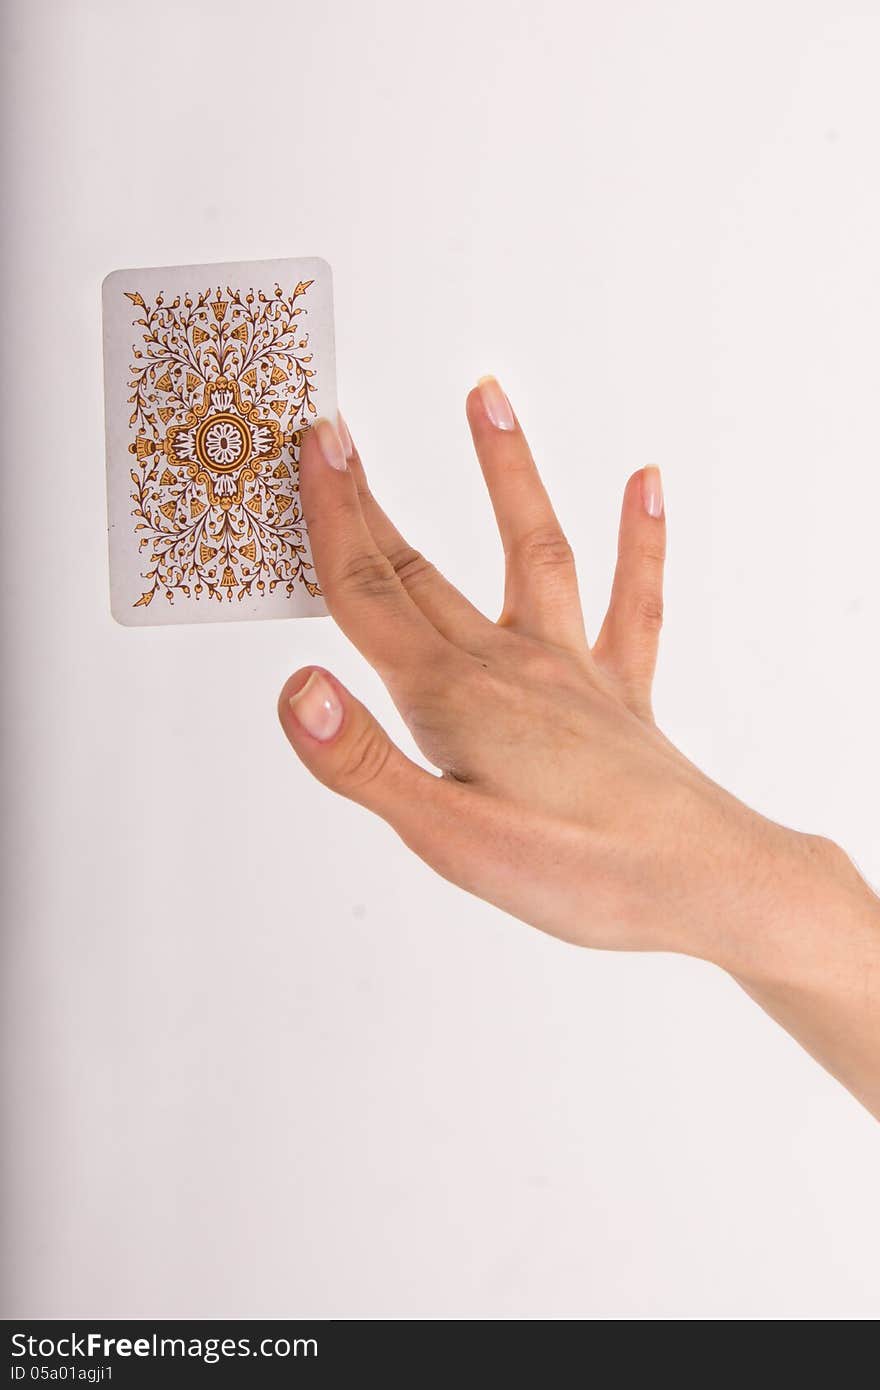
[278,378,880,1115]
[277,378,807,961]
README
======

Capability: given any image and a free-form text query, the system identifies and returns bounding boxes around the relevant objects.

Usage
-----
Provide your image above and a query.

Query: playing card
[102,257,335,625]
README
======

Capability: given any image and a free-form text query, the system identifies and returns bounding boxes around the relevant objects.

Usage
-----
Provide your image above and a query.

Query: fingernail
[642,467,664,518]
[477,375,515,431]
[313,418,348,472]
[336,411,354,459]
[288,671,344,741]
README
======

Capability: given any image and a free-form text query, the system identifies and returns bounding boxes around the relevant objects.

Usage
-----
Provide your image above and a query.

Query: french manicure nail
[337,411,354,459]
[642,466,664,519]
[477,375,516,431]
[288,671,344,741]
[313,418,348,471]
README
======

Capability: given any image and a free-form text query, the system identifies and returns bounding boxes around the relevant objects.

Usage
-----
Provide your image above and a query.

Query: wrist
[710,826,880,994]
[708,829,880,1118]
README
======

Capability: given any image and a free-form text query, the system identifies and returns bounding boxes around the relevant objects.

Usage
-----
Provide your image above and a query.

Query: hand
[278,378,880,1116]
[279,380,811,964]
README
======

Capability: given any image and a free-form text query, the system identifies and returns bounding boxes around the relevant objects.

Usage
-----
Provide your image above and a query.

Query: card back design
[103,259,335,626]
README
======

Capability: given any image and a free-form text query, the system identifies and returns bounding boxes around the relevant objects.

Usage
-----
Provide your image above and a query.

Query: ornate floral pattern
[124,281,322,608]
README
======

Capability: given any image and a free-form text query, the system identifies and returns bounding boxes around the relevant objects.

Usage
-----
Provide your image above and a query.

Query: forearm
[718,835,880,1118]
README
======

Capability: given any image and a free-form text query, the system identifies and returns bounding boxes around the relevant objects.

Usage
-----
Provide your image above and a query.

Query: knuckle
[385,544,437,591]
[635,591,664,630]
[336,549,398,599]
[520,644,568,684]
[510,526,575,572]
[335,724,393,794]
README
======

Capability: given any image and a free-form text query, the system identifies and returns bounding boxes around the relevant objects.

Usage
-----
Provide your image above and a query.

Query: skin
[277,381,880,1119]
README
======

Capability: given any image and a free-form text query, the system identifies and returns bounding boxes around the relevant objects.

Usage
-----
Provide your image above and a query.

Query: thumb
[277,667,434,820]
[277,668,590,944]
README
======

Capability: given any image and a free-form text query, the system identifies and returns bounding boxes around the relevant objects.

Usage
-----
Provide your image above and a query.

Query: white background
[2,0,879,1320]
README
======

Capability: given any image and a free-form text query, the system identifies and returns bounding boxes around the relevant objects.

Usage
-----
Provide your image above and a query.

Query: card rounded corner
[109,595,138,628]
[309,256,333,284]
[101,267,125,300]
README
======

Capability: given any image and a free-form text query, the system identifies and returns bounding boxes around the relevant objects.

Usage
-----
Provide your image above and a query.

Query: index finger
[298,419,449,674]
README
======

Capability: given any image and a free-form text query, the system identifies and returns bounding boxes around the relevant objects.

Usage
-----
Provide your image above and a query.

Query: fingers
[593,468,666,715]
[341,417,492,649]
[298,419,447,674]
[466,377,587,652]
